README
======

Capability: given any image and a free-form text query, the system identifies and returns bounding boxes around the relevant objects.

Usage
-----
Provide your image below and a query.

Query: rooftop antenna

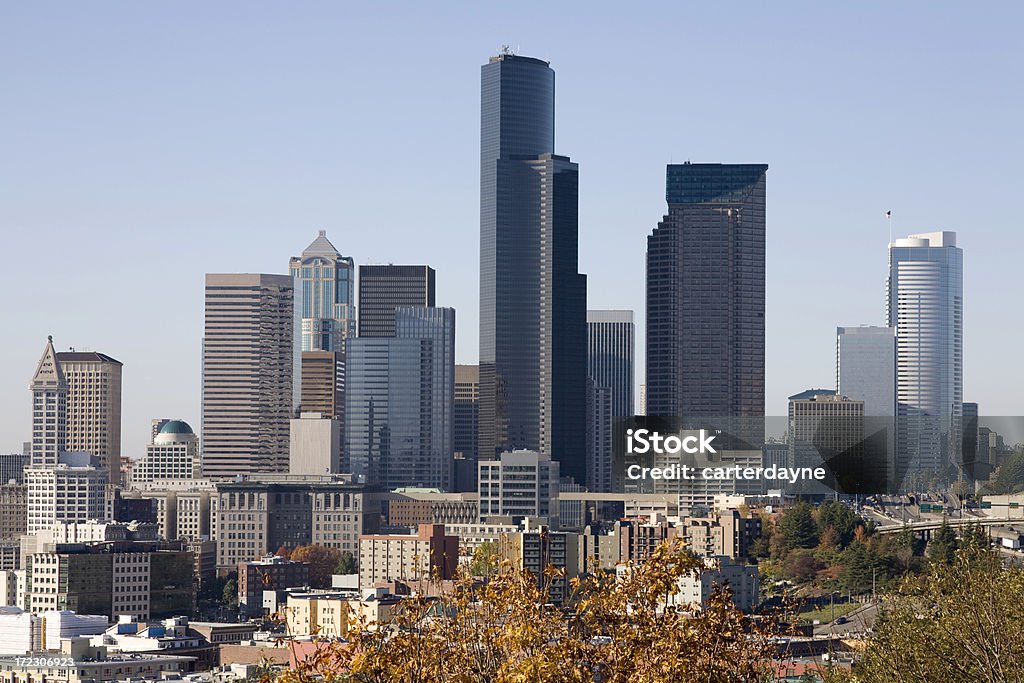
[886,210,893,245]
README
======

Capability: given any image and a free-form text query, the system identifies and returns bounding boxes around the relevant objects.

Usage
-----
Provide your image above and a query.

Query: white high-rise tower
[29,336,67,468]
[888,231,963,480]
[26,337,108,533]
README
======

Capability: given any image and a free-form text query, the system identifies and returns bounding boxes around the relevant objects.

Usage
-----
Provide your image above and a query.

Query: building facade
[237,556,311,617]
[837,325,896,417]
[586,310,635,418]
[358,524,458,588]
[888,231,964,478]
[0,485,26,542]
[357,265,435,338]
[29,337,67,469]
[289,413,342,476]
[26,453,107,534]
[477,450,559,524]
[478,52,588,486]
[56,351,123,486]
[0,455,28,486]
[132,420,200,484]
[646,163,767,423]
[345,308,455,490]
[585,380,613,493]
[25,542,194,620]
[498,525,582,604]
[299,350,343,419]
[453,364,480,492]
[201,273,297,479]
[215,479,373,574]
[290,230,355,353]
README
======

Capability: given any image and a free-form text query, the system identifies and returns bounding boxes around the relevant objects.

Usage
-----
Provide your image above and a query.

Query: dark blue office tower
[479,50,588,485]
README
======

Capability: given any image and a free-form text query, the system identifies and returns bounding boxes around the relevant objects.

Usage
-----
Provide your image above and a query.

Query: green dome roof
[159,420,194,435]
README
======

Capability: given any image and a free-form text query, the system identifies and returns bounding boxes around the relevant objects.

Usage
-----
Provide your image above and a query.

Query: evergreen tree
[335,551,357,575]
[815,500,860,547]
[927,520,958,565]
[840,540,875,594]
[222,576,238,608]
[779,501,819,551]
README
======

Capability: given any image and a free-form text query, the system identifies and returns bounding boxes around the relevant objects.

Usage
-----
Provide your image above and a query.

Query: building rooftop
[665,163,769,204]
[55,351,123,365]
[158,420,194,436]
[31,336,67,390]
[298,230,343,259]
[787,389,837,402]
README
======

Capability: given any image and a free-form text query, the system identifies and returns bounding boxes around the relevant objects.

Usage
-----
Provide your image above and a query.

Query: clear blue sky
[2,1,1021,457]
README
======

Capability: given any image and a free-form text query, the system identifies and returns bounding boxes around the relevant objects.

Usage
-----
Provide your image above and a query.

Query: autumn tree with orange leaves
[267,539,779,683]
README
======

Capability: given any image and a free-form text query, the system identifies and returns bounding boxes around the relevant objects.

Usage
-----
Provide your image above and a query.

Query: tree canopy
[272,540,779,683]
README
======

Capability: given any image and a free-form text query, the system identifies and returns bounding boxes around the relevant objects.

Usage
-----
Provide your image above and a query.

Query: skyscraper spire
[29,335,68,468]
[30,334,67,392]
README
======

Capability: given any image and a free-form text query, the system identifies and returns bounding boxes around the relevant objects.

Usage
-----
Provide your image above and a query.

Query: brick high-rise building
[56,351,123,486]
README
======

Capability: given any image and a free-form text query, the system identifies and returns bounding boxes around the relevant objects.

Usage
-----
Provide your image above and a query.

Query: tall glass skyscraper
[646,163,767,421]
[289,231,354,353]
[586,310,635,418]
[837,325,895,416]
[345,306,455,490]
[478,50,588,485]
[887,231,963,479]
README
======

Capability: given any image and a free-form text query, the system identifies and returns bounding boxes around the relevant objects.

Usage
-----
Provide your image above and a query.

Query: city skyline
[3,4,1023,458]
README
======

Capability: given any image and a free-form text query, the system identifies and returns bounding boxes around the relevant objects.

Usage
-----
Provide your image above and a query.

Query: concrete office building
[357,265,435,338]
[132,420,200,484]
[837,326,896,416]
[25,542,194,620]
[215,478,373,574]
[25,453,107,534]
[56,351,123,486]
[135,481,216,541]
[787,391,864,461]
[478,51,588,486]
[788,391,866,494]
[477,450,560,525]
[345,307,455,490]
[646,164,767,423]
[668,556,759,613]
[586,310,635,418]
[201,273,297,479]
[358,524,458,588]
[888,231,964,477]
[290,230,355,353]
[498,524,583,604]
[640,444,762,515]
[386,490,478,527]
[289,413,341,475]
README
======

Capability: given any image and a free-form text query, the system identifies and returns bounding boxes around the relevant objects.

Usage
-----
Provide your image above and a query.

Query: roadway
[812,601,880,638]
